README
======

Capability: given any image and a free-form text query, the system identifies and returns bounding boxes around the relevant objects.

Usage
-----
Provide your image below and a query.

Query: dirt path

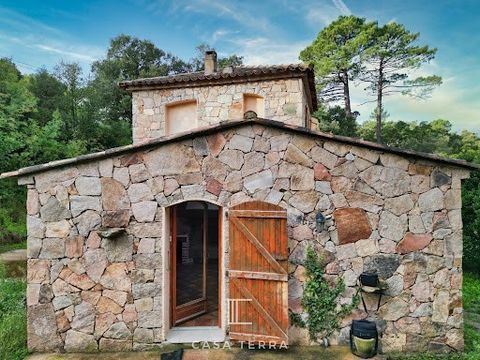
[27,346,375,360]
[0,248,27,277]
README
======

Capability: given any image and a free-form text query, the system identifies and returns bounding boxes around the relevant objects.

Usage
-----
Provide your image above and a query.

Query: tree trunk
[376,60,384,144]
[343,70,352,118]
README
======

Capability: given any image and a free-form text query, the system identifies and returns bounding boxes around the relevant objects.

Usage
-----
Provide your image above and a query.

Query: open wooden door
[170,202,208,326]
[228,201,288,345]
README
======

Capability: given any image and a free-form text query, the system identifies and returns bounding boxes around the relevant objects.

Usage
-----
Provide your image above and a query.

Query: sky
[0,0,479,133]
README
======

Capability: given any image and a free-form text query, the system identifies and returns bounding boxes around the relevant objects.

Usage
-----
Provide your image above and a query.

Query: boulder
[45,220,71,238]
[100,263,131,292]
[64,330,98,352]
[129,163,150,183]
[132,201,157,222]
[101,178,130,210]
[71,301,95,334]
[65,235,84,258]
[144,144,200,176]
[83,248,108,282]
[137,311,162,328]
[334,208,372,245]
[39,238,65,259]
[40,197,71,221]
[418,188,444,212]
[75,176,101,196]
[218,149,244,170]
[288,191,318,214]
[74,210,101,237]
[27,303,62,351]
[102,209,130,228]
[104,322,131,339]
[364,255,400,279]
[396,233,433,254]
[206,133,226,156]
[127,183,154,203]
[70,196,102,217]
[244,170,273,193]
[378,211,407,241]
[379,298,409,321]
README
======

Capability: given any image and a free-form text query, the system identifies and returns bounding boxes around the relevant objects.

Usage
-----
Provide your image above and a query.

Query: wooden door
[228,201,289,345]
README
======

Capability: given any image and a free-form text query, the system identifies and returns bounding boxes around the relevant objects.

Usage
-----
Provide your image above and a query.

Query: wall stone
[26,123,467,353]
[131,79,308,143]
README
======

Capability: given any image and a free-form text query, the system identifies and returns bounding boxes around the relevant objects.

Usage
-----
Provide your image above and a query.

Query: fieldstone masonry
[23,122,470,353]
[132,78,309,143]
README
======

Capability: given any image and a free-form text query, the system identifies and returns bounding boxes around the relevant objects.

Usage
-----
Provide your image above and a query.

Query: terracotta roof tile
[119,64,318,111]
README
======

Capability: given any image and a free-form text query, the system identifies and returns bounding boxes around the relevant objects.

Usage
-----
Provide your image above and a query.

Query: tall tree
[300,16,373,117]
[54,61,84,139]
[88,34,190,148]
[26,68,66,126]
[361,22,442,143]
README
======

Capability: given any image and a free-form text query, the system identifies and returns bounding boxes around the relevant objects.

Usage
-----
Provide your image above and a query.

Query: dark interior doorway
[170,201,220,327]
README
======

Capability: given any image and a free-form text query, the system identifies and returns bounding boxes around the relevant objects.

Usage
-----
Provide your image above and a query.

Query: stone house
[1,51,478,354]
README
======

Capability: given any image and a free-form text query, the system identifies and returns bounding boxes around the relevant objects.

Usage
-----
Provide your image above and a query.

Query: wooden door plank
[230,210,287,218]
[230,216,286,275]
[232,278,288,340]
[228,270,287,281]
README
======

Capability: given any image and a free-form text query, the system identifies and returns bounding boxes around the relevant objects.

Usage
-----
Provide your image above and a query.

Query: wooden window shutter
[228,201,288,345]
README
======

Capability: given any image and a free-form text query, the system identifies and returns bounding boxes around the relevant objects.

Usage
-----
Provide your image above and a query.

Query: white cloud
[332,0,351,15]
[152,0,272,32]
[304,0,351,27]
[0,7,103,72]
[227,36,308,65]
[34,44,98,63]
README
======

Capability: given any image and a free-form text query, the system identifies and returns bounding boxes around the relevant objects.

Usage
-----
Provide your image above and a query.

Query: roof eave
[1,117,478,180]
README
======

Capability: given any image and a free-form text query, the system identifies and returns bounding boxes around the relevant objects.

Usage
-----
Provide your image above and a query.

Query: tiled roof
[1,116,477,180]
[119,64,318,111]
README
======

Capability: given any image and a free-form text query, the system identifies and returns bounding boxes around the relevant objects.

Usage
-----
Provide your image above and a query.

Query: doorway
[170,201,220,328]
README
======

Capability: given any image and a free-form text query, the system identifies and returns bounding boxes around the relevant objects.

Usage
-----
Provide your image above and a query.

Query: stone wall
[132,78,308,143]
[24,124,468,353]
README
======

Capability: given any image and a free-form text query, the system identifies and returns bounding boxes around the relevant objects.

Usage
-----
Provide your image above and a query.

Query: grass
[0,240,27,254]
[0,264,28,360]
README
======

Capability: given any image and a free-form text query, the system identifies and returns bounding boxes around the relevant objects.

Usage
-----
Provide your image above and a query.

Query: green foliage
[312,105,358,137]
[462,173,480,273]
[0,263,27,360]
[300,16,374,114]
[292,246,359,342]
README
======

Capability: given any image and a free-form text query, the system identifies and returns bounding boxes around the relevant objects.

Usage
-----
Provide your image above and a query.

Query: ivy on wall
[290,246,360,343]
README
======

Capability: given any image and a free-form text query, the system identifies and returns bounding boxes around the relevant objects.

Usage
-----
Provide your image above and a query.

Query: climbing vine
[290,246,359,342]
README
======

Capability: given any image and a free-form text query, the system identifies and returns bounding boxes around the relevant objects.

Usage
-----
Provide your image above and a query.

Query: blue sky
[0,0,479,132]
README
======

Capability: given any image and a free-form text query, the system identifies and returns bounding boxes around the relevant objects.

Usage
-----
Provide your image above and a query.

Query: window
[243,94,265,117]
[166,100,197,135]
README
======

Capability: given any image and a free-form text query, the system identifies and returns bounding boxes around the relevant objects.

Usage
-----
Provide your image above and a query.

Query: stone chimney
[204,50,217,75]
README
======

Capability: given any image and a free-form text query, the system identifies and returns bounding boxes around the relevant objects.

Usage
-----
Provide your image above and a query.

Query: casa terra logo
[190,298,288,350]
[192,341,288,350]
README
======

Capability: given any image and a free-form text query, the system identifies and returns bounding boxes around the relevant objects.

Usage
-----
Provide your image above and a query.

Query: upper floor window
[166,100,197,135]
[243,94,265,117]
